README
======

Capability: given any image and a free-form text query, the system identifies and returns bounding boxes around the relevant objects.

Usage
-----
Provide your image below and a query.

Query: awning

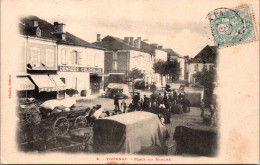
[90,73,110,77]
[49,75,66,89]
[108,73,125,75]
[16,77,35,91]
[97,73,109,77]
[30,75,66,92]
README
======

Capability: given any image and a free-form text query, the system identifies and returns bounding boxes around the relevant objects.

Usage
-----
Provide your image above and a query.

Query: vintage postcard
[0,0,259,164]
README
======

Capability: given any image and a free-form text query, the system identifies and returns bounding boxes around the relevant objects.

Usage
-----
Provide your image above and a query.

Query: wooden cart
[19,101,91,136]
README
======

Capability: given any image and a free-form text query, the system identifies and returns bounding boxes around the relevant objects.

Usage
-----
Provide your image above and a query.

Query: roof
[163,48,183,58]
[189,45,218,63]
[19,15,104,50]
[93,35,151,54]
[141,41,155,55]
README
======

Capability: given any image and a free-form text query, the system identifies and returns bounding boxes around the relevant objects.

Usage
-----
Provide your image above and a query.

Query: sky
[4,0,259,57]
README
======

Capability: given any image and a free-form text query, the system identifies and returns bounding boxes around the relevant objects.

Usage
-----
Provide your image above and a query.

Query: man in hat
[114,94,120,112]
[143,95,150,111]
[158,93,164,105]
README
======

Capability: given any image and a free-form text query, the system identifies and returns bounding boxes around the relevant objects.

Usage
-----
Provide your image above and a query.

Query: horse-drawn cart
[19,98,92,136]
[39,107,90,136]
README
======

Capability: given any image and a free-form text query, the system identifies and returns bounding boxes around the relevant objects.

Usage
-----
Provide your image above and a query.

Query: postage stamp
[208,5,258,47]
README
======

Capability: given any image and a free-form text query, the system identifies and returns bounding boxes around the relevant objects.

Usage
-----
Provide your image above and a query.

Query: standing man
[158,93,164,105]
[163,92,168,104]
[143,95,150,111]
[150,92,157,104]
[121,99,127,113]
[133,93,140,111]
[114,95,120,112]
[200,100,205,117]
[173,90,177,102]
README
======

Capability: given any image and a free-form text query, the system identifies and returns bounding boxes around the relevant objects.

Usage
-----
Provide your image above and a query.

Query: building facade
[57,44,105,98]
[164,48,186,81]
[18,16,105,100]
[94,36,155,88]
[187,45,217,84]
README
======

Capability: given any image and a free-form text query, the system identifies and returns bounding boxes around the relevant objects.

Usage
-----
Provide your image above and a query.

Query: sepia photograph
[1,0,259,164]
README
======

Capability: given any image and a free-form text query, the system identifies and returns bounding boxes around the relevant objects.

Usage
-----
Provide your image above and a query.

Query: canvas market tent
[93,111,168,153]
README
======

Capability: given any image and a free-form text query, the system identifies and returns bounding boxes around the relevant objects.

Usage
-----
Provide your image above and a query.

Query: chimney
[134,37,141,49]
[124,37,130,44]
[53,22,66,41]
[97,34,101,42]
[53,22,66,33]
[129,37,134,46]
[29,20,38,27]
[151,43,159,48]
[158,45,163,49]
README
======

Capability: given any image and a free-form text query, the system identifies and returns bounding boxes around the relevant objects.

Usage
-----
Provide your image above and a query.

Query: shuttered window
[46,49,55,67]
[72,51,77,64]
[112,61,117,70]
[77,52,82,65]
[30,47,41,67]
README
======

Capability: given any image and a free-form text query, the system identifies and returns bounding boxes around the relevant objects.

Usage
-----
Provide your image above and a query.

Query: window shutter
[78,52,82,65]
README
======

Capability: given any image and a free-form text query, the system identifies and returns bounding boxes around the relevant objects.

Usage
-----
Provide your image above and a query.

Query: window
[72,51,78,64]
[30,47,40,67]
[112,61,117,70]
[77,52,82,65]
[112,52,117,60]
[195,64,199,72]
[61,49,67,65]
[204,64,208,70]
[46,49,55,67]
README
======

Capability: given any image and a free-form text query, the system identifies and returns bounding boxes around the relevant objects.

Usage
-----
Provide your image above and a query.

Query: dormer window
[112,52,117,60]
[195,64,199,72]
[36,27,41,37]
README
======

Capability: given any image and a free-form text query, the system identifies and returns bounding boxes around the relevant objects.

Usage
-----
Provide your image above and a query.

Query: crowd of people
[113,90,191,124]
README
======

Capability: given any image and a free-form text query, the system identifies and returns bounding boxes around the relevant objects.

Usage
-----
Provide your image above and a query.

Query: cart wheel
[88,121,95,127]
[25,108,39,123]
[53,117,69,136]
[74,116,87,128]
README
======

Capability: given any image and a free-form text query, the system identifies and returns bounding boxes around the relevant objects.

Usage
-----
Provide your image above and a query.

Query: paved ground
[76,93,217,151]
[20,91,218,154]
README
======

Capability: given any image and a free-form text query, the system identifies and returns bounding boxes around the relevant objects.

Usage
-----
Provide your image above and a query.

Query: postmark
[208,6,258,47]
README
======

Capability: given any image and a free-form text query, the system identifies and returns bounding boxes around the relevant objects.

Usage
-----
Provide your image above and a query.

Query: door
[90,75,101,94]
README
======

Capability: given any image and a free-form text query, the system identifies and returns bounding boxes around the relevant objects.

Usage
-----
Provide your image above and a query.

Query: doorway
[90,74,102,94]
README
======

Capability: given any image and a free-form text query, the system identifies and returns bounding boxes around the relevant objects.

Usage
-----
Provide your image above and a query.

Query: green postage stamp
[208,5,258,47]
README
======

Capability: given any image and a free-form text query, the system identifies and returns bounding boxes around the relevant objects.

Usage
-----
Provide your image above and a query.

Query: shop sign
[58,66,102,73]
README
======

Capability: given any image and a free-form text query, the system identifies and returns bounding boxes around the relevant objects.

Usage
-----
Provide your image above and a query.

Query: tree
[153,60,167,76]
[128,68,145,80]
[194,66,217,107]
[128,68,145,92]
[153,60,181,84]
[166,60,181,82]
